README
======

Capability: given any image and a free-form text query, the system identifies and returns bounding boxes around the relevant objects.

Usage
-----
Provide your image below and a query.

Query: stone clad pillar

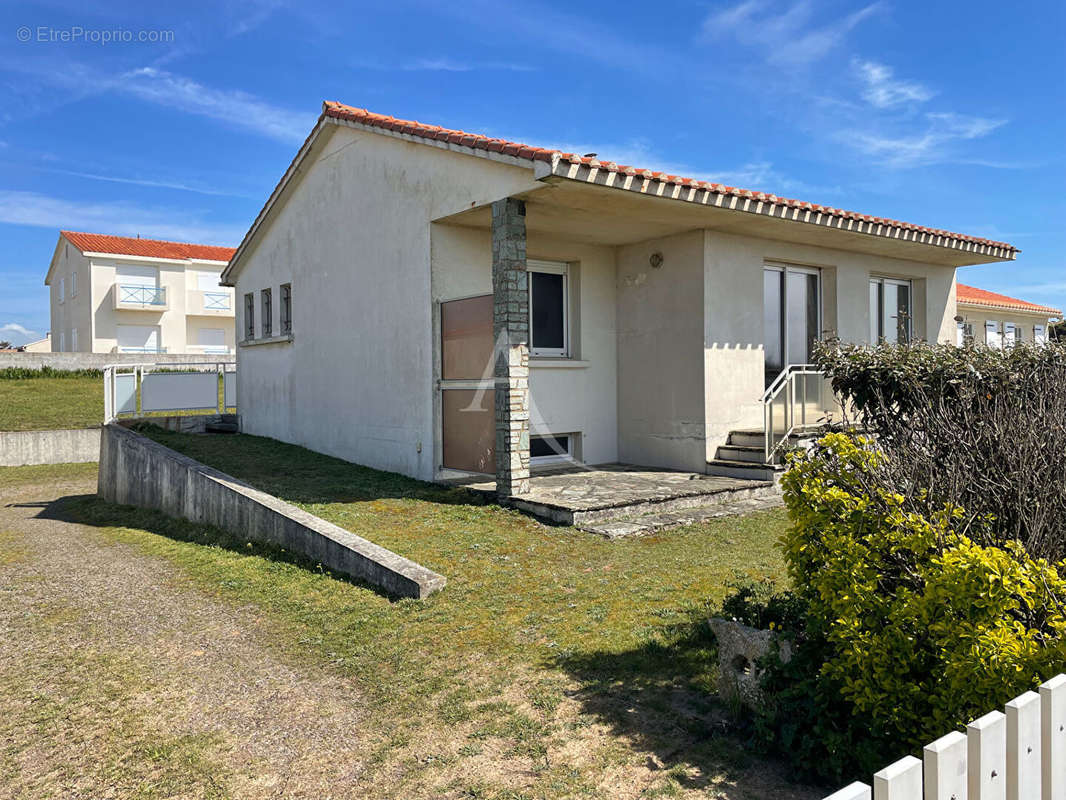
[491,197,530,498]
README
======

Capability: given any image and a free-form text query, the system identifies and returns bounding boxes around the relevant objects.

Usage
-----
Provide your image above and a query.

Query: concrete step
[705,459,782,482]
[728,430,767,449]
[577,492,784,539]
[715,444,766,464]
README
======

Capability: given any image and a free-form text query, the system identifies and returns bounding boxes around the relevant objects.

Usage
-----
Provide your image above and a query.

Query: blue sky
[0,0,1063,344]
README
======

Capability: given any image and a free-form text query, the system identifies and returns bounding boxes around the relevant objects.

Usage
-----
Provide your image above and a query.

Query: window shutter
[1004,322,1016,346]
[956,320,965,347]
[1035,324,1046,345]
[985,320,1000,348]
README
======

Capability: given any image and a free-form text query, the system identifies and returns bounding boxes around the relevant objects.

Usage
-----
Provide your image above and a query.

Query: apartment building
[44,231,237,354]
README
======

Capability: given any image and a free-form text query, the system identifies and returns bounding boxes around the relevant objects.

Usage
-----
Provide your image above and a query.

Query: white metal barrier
[103,361,236,423]
[824,673,1066,799]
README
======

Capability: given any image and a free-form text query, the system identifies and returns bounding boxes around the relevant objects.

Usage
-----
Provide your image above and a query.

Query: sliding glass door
[869,277,912,344]
[764,265,820,388]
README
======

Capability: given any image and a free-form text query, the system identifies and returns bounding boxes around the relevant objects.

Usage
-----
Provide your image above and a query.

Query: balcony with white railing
[186,344,233,355]
[113,283,168,310]
[186,289,234,316]
[114,345,168,354]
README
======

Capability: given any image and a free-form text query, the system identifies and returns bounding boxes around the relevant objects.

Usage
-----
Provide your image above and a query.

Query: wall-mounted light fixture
[649,251,664,269]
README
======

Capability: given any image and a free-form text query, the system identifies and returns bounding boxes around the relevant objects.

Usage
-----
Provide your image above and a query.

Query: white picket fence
[825,673,1066,800]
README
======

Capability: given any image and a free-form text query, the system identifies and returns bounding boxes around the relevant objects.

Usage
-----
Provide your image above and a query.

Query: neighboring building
[221,101,1017,491]
[22,334,51,352]
[955,283,1061,347]
[44,232,237,354]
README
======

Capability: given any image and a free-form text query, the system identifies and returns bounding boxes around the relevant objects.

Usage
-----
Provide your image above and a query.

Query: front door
[763,265,820,388]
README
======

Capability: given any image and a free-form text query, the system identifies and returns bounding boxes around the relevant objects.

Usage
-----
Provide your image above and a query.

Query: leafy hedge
[747,434,1066,782]
[815,340,1066,560]
[0,366,103,380]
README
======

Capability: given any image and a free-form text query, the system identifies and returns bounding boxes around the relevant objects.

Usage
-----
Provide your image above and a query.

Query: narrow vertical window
[244,293,255,339]
[280,283,292,334]
[59,277,65,302]
[261,288,272,337]
[528,260,568,357]
[71,271,77,297]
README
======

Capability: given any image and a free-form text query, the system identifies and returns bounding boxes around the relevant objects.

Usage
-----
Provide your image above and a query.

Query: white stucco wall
[701,229,959,457]
[232,125,542,481]
[47,243,92,351]
[431,224,619,467]
[957,306,1055,345]
[45,236,234,355]
[616,231,707,471]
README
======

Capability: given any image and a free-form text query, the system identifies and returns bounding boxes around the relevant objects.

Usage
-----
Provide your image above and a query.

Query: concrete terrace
[448,463,780,538]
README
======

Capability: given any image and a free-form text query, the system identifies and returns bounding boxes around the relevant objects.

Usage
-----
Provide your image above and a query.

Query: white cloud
[37,167,252,198]
[702,0,883,65]
[0,190,245,245]
[399,58,534,72]
[847,112,1007,167]
[117,68,313,144]
[0,322,38,341]
[853,59,935,108]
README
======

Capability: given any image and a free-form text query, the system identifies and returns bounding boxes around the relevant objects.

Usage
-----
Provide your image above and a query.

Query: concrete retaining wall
[0,352,235,371]
[97,424,446,599]
[0,428,101,466]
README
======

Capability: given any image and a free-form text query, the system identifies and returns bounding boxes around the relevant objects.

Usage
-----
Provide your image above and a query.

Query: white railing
[762,364,823,461]
[118,284,166,306]
[103,361,237,423]
[116,346,168,354]
[203,291,230,310]
[824,674,1066,799]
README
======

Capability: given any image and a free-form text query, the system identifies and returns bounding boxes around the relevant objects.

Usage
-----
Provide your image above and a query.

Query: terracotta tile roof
[322,101,1017,257]
[61,231,236,262]
[957,283,1061,316]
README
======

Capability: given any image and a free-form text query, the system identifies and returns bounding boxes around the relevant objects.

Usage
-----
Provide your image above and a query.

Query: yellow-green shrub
[780,433,1066,749]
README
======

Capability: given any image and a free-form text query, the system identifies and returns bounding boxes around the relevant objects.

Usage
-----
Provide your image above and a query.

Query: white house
[955,283,1060,347]
[221,101,1017,496]
[44,232,237,355]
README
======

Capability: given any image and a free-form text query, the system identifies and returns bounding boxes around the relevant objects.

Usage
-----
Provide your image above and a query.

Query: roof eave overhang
[539,154,1018,265]
[957,300,1061,317]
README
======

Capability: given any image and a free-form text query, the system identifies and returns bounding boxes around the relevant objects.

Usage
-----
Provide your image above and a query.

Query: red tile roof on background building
[61,231,236,262]
[322,101,1017,256]
[957,283,1061,316]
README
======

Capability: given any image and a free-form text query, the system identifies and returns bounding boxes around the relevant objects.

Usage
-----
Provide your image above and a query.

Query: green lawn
[27,433,805,797]
[0,375,102,430]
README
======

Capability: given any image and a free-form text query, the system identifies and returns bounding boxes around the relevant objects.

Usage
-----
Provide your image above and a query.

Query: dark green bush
[815,339,1066,560]
[0,366,103,380]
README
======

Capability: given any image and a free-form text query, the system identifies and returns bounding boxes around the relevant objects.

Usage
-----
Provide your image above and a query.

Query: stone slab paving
[578,493,785,539]
[459,463,771,513]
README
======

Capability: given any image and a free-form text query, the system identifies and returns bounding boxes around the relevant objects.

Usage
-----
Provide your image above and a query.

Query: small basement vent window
[530,434,572,462]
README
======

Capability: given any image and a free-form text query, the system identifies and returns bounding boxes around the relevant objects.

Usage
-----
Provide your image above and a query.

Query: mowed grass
[0,375,102,430]
[35,434,801,797]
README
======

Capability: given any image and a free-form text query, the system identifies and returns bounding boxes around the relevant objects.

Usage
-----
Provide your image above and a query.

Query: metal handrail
[119,284,166,305]
[763,364,823,462]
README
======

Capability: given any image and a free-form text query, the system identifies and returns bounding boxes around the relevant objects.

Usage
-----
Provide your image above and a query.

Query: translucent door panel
[441,295,493,380]
[442,389,494,474]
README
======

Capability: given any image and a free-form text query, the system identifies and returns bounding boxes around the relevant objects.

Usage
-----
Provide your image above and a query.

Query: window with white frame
[869,277,912,343]
[58,277,65,303]
[530,433,573,463]
[528,259,568,357]
[71,270,77,297]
